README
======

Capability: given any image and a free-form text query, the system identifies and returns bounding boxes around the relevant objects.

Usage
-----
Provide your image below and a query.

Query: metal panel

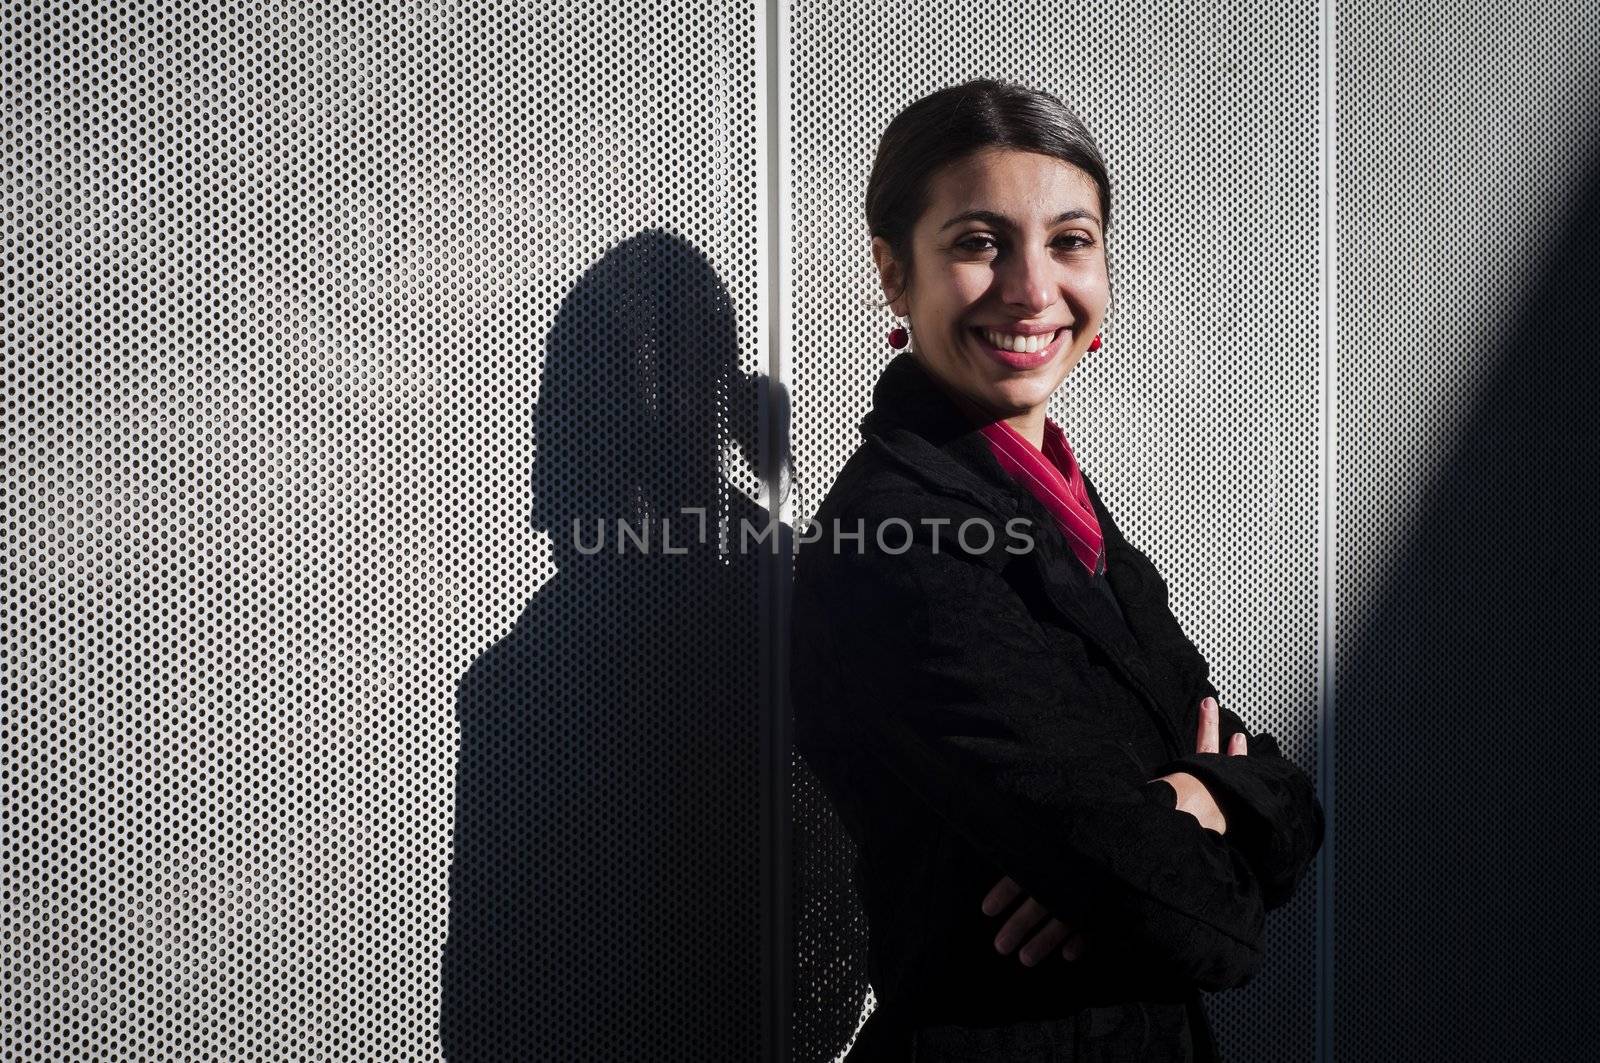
[783,4,1324,1061]
[3,1,768,1059]
[1334,3,1600,1060]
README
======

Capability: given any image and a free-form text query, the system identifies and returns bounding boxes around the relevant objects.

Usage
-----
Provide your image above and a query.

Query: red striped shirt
[946,391,1106,576]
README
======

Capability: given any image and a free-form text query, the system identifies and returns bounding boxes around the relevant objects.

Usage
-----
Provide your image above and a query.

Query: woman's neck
[914,354,1048,451]
[1002,410,1046,451]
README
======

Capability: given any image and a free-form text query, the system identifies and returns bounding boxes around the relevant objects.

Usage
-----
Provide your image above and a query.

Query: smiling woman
[884,149,1107,400]
[790,79,1324,1063]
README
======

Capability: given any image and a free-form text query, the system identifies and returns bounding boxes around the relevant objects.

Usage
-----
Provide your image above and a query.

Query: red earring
[1087,332,1102,352]
[887,322,909,349]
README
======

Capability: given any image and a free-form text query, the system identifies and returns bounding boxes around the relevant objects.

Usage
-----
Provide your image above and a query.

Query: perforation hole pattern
[5,1,765,1060]
[13,1,1595,1060]
[1335,4,1600,1062]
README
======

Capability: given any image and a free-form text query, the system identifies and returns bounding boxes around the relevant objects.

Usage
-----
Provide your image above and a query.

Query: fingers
[1018,916,1074,966]
[981,875,1023,917]
[1228,730,1248,756]
[994,896,1050,956]
[982,877,1088,967]
[1197,696,1220,754]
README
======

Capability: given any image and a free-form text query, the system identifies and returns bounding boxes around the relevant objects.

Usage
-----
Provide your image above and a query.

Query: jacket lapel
[859,353,1177,751]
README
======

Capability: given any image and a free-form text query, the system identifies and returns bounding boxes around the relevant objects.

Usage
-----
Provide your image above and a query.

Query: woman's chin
[1001,353,1081,396]
[979,374,1060,413]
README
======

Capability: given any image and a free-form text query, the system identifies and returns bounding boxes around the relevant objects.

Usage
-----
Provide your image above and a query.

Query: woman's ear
[871,237,910,318]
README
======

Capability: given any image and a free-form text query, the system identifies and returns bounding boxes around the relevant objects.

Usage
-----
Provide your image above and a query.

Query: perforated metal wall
[784,4,1324,1062]
[13,0,1595,1059]
[4,1,770,1060]
[1334,4,1600,1061]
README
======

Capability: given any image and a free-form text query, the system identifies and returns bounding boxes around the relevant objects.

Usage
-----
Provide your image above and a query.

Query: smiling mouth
[971,326,1064,353]
[968,326,1068,367]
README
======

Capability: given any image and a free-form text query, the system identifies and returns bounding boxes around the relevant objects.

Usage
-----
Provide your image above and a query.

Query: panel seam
[1317,0,1338,1060]
[758,2,793,1061]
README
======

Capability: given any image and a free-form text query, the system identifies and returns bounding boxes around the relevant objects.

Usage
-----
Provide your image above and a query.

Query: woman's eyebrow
[938,208,1100,231]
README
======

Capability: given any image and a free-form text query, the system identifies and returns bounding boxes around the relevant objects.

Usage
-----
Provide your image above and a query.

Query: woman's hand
[977,696,1248,964]
[1153,696,1247,834]
[980,874,1087,965]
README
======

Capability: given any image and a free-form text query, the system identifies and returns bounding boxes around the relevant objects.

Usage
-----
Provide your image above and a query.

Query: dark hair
[865,78,1112,308]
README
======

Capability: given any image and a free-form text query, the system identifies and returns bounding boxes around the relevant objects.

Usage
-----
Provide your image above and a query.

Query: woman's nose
[998,244,1055,314]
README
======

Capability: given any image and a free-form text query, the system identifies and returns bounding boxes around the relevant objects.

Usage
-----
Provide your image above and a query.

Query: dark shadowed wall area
[1334,3,1600,1060]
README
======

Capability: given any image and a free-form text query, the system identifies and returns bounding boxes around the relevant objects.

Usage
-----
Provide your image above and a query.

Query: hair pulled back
[865,78,1111,307]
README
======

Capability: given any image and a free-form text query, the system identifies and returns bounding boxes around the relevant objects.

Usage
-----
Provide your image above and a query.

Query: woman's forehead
[924,151,1101,228]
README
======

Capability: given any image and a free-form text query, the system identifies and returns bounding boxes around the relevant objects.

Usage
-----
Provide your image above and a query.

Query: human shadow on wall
[439,229,796,1061]
[1330,158,1600,1057]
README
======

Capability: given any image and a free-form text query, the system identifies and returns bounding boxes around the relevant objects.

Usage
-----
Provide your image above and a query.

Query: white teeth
[981,328,1058,354]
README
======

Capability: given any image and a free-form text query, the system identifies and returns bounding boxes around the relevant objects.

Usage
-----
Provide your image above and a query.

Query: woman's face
[873,147,1109,438]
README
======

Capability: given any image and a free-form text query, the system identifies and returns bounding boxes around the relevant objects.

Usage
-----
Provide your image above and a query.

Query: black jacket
[789,352,1324,1061]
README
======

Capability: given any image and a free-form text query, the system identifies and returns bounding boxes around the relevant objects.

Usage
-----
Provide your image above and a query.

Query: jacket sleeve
[1079,473,1326,911]
[806,502,1269,991]
[1151,684,1325,911]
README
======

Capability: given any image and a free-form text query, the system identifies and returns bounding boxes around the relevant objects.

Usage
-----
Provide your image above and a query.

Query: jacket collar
[858,352,1179,753]
[859,351,1026,516]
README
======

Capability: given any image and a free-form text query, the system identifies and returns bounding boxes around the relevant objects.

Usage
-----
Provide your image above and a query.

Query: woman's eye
[955,234,1092,252]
